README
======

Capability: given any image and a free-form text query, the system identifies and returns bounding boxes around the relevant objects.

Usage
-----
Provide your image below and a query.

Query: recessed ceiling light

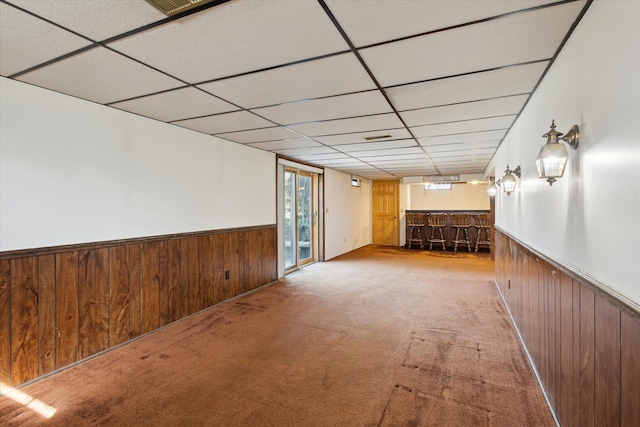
[146,0,217,16]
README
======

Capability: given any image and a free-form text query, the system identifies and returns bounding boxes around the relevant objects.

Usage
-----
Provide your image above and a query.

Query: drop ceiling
[0,0,590,180]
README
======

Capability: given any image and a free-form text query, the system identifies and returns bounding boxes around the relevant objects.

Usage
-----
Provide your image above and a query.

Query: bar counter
[405,209,491,252]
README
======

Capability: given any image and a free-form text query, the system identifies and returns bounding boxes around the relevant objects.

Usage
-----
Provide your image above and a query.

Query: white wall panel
[410,183,490,211]
[493,0,640,306]
[324,169,372,260]
[0,78,275,251]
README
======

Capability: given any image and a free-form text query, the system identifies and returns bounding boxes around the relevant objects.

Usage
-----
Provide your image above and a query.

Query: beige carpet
[0,245,553,426]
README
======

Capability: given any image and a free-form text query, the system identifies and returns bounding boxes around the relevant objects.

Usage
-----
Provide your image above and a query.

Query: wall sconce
[487,177,498,197]
[496,164,521,196]
[536,120,579,186]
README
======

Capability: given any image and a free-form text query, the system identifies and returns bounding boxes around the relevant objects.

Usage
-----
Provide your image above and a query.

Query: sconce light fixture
[487,177,498,197]
[536,120,579,186]
[496,164,521,196]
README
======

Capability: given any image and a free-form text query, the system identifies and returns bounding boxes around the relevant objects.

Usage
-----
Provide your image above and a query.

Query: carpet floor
[0,245,554,426]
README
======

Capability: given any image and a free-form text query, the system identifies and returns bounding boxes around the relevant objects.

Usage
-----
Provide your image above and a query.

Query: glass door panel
[298,173,313,265]
[284,170,296,270]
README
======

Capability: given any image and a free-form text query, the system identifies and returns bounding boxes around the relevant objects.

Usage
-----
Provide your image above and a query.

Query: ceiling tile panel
[360,2,585,86]
[16,47,184,104]
[399,94,528,127]
[174,111,273,134]
[424,140,500,153]
[351,147,424,158]
[0,3,92,77]
[411,115,516,138]
[111,87,237,122]
[198,53,375,108]
[325,0,560,47]
[9,0,167,41]
[386,61,548,111]
[360,153,427,162]
[108,0,349,83]
[418,130,507,146]
[248,138,320,151]
[295,153,353,161]
[287,113,403,136]
[254,91,392,125]
[216,126,300,144]
[274,146,338,156]
[315,129,412,146]
[333,140,417,152]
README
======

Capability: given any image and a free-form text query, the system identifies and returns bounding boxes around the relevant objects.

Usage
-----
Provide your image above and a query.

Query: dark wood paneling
[109,246,130,347]
[10,257,39,385]
[621,311,640,427]
[0,225,276,387]
[129,243,142,339]
[78,248,109,359]
[55,252,79,369]
[38,255,56,376]
[141,242,160,334]
[594,294,621,426]
[0,259,10,384]
[494,229,638,427]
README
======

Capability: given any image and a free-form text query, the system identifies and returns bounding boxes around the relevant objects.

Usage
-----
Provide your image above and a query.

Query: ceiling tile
[0,3,92,77]
[325,0,560,47]
[254,91,392,125]
[274,146,338,156]
[351,147,424,158]
[9,0,167,41]
[425,140,500,153]
[360,153,427,162]
[174,111,273,134]
[411,115,516,138]
[287,113,403,136]
[418,129,507,146]
[248,138,319,151]
[111,87,237,122]
[16,47,184,104]
[360,2,585,87]
[399,95,527,127]
[198,53,375,108]
[386,61,548,111]
[333,139,417,153]
[108,0,349,83]
[217,126,300,144]
[295,153,353,161]
[315,129,412,146]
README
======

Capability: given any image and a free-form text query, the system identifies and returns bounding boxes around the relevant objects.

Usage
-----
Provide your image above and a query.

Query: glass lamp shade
[487,183,498,197]
[536,142,568,186]
[501,173,517,195]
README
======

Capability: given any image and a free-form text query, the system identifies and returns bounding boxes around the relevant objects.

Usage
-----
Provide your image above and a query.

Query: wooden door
[372,180,399,246]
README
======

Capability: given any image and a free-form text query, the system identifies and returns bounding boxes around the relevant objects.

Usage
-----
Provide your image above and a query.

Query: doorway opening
[284,168,319,272]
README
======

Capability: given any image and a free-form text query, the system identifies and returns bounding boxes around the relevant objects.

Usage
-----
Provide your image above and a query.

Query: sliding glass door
[284,169,316,271]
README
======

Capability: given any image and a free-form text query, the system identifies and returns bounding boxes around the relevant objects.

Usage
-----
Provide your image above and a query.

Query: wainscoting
[0,225,277,388]
[495,229,639,427]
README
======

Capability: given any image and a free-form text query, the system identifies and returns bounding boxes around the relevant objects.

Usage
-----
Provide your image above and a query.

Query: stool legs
[408,226,424,249]
[475,226,490,253]
[429,226,446,252]
[453,226,472,253]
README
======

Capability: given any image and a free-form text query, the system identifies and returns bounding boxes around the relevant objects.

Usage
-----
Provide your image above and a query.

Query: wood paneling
[0,260,10,384]
[495,229,639,427]
[0,225,276,387]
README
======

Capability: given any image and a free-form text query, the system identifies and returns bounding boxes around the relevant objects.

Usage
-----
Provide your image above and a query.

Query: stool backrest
[474,214,491,228]
[427,213,447,227]
[406,213,426,226]
[451,214,471,227]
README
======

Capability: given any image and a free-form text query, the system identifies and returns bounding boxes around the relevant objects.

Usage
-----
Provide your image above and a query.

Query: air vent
[146,0,216,15]
[364,134,392,141]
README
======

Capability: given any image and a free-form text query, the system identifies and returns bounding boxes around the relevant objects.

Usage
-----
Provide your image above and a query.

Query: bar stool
[406,213,426,249]
[451,213,472,253]
[427,213,447,252]
[474,214,491,253]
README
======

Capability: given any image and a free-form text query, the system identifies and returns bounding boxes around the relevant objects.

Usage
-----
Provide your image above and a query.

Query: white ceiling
[0,0,590,180]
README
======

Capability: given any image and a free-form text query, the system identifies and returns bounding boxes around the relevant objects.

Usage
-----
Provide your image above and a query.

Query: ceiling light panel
[253,91,392,125]
[287,113,403,136]
[173,110,273,134]
[325,0,560,47]
[360,2,585,87]
[111,87,237,122]
[9,0,167,41]
[386,61,548,111]
[1,3,92,77]
[314,129,412,146]
[198,53,375,109]
[411,115,516,138]
[216,126,300,144]
[248,138,320,151]
[17,47,183,104]
[108,0,349,83]
[418,129,507,146]
[399,94,528,127]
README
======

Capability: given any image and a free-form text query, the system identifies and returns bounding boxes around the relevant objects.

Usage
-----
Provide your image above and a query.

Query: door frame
[372,180,400,246]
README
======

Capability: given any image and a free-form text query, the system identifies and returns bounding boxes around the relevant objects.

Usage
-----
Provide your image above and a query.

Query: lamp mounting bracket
[561,125,579,149]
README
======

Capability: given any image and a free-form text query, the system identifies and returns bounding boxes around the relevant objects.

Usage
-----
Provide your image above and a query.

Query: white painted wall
[493,0,640,307]
[324,168,372,260]
[0,78,276,251]
[409,183,490,210]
